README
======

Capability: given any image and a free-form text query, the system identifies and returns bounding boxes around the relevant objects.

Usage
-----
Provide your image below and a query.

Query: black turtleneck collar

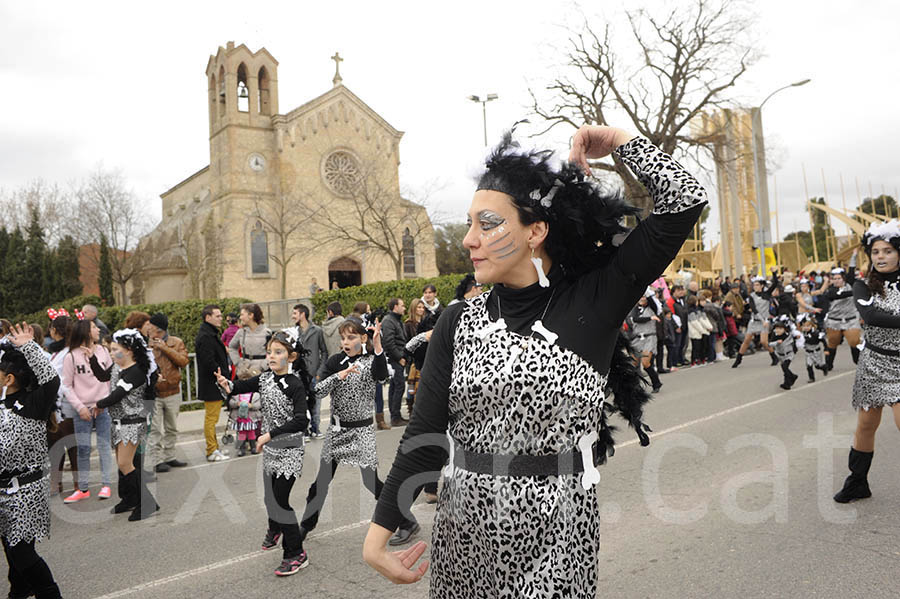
[490,263,562,319]
[877,268,899,282]
[48,339,66,354]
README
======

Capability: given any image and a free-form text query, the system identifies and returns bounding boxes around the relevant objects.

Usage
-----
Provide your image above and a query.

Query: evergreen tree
[98,234,115,306]
[0,227,8,315]
[23,204,47,313]
[40,253,56,307]
[5,228,28,315]
[56,235,83,299]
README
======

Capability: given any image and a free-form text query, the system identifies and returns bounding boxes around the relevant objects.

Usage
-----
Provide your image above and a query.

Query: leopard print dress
[0,341,57,546]
[108,365,150,446]
[852,277,900,410]
[430,293,609,599]
[259,371,306,479]
[315,353,384,469]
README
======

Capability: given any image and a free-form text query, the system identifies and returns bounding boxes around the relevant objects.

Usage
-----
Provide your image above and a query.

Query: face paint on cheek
[352,342,362,353]
[113,351,125,360]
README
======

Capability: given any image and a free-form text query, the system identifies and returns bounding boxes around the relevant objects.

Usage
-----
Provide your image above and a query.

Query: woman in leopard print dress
[364,125,707,598]
[0,324,63,597]
[833,220,900,504]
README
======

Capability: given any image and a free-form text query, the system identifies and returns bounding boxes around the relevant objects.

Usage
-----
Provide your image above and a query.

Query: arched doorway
[328,256,361,289]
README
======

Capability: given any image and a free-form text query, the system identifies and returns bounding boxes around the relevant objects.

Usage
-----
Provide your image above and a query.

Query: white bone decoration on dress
[477,317,508,340]
[530,320,558,345]
[13,401,23,411]
[500,343,525,375]
[332,414,341,433]
[442,431,456,479]
[578,431,601,490]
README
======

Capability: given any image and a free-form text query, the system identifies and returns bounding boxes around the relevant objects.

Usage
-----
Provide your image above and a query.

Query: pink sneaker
[63,489,90,503]
[98,486,112,499]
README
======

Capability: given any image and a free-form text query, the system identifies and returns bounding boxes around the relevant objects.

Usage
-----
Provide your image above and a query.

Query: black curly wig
[860,220,900,297]
[475,130,640,279]
[111,331,152,377]
[0,342,35,391]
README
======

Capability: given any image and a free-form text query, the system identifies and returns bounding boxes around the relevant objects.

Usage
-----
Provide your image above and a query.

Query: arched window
[236,63,249,113]
[250,221,269,274]
[258,66,271,115]
[217,65,226,117]
[209,73,218,124]
[402,228,416,275]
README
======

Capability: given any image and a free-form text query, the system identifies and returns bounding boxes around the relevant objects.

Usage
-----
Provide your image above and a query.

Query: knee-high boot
[645,364,662,392]
[806,365,815,382]
[23,557,60,599]
[129,470,159,521]
[732,353,743,368]
[112,470,137,514]
[850,346,860,364]
[779,360,797,390]
[834,448,873,503]
[825,346,837,372]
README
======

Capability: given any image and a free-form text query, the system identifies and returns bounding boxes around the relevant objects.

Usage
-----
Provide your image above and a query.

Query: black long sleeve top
[853,271,900,329]
[228,373,309,438]
[372,137,707,532]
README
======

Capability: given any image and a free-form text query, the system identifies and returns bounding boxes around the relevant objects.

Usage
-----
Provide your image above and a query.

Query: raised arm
[96,366,144,409]
[89,354,112,382]
[854,280,900,328]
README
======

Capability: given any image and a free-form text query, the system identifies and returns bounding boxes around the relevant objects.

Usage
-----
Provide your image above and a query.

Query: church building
[134,42,437,303]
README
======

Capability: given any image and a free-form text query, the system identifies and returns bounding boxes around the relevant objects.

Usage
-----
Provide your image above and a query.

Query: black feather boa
[596,332,653,464]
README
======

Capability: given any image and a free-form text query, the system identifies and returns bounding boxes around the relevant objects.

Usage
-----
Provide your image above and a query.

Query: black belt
[245,354,267,360]
[827,316,856,323]
[865,343,900,357]
[114,415,147,426]
[331,416,373,430]
[0,469,46,493]
[453,446,594,477]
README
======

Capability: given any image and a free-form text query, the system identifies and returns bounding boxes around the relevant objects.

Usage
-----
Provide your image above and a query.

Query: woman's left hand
[256,432,271,450]
[568,125,636,175]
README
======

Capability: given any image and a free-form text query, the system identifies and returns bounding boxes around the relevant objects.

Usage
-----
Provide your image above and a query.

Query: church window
[402,227,416,275]
[250,221,269,274]
[322,150,361,197]
[237,63,249,112]
[258,67,271,115]
[218,66,226,117]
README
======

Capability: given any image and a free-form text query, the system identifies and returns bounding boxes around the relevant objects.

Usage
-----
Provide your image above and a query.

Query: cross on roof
[331,52,343,87]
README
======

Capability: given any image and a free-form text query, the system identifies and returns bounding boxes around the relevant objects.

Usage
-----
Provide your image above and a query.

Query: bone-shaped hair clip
[531,320,558,345]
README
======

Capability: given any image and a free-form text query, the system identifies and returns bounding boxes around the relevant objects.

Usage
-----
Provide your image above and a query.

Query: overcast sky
[1,0,897,246]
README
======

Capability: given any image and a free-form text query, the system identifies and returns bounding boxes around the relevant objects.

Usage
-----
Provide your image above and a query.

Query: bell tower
[205,42,280,203]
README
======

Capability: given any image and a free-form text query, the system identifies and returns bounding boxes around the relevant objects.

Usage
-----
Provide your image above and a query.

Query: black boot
[646,365,662,393]
[769,351,779,366]
[825,347,837,372]
[732,353,743,368]
[23,557,61,599]
[779,361,797,390]
[112,470,137,514]
[834,448,873,503]
[806,365,815,383]
[129,470,160,521]
[851,346,860,364]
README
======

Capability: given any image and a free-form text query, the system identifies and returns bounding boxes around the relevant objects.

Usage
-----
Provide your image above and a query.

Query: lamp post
[468,94,499,146]
[750,78,810,275]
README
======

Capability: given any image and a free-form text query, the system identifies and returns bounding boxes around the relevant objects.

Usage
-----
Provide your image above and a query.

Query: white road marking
[90,369,854,598]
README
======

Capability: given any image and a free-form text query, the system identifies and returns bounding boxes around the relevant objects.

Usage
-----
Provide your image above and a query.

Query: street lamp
[468,93,499,146]
[750,78,810,275]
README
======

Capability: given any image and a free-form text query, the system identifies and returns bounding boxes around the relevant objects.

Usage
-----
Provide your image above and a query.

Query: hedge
[13,295,251,344]
[310,273,479,322]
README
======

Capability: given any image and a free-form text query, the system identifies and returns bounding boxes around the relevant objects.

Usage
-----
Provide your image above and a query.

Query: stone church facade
[134,42,437,304]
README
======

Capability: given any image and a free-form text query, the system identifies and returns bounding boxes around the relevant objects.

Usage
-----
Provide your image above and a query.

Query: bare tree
[530,0,758,213]
[0,180,76,246]
[307,161,435,280]
[74,167,157,303]
[251,191,320,299]
[174,210,220,299]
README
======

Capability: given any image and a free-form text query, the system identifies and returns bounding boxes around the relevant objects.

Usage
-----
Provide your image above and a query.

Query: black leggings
[2,537,60,598]
[263,475,303,559]
[301,458,382,532]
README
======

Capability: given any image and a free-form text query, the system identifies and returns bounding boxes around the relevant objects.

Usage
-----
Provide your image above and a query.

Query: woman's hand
[255,432,271,451]
[8,323,34,347]
[82,344,94,358]
[214,368,230,391]
[78,406,92,422]
[363,524,429,584]
[90,406,103,419]
[568,125,636,175]
[338,364,360,380]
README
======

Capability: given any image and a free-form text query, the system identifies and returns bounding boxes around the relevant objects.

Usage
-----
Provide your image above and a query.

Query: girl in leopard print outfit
[216,329,313,577]
[0,323,63,598]
[833,220,900,503]
[298,319,418,543]
[89,328,159,522]
[364,125,707,598]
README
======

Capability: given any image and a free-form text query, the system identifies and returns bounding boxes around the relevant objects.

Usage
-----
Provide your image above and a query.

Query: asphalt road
[10,349,899,599]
